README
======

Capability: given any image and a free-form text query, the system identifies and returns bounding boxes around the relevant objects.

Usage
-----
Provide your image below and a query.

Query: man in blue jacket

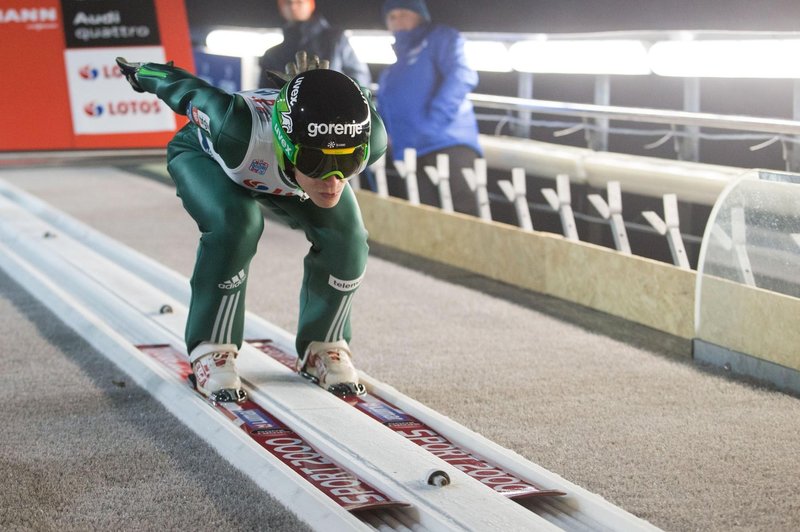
[378,0,483,216]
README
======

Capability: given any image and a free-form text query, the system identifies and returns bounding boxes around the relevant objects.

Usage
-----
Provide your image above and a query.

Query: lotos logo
[79,65,99,80]
[78,64,120,80]
[243,178,270,191]
[83,100,162,118]
[83,102,104,117]
[307,122,364,138]
[107,100,162,115]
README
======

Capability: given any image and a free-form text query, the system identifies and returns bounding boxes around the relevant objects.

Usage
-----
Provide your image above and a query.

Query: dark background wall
[185,0,800,33]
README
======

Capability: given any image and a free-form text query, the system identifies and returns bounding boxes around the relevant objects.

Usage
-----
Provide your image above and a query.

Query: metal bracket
[462,158,492,221]
[542,174,579,241]
[424,154,454,213]
[710,207,756,286]
[392,148,420,205]
[587,181,631,254]
[642,194,690,269]
[497,168,533,231]
[372,154,388,197]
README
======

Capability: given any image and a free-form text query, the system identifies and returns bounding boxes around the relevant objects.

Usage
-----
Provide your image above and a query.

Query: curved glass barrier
[695,170,800,382]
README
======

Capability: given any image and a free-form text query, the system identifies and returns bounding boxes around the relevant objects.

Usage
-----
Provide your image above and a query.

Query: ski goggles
[292,143,369,180]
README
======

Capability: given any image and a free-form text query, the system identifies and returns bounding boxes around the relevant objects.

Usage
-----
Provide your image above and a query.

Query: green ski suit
[132,62,386,360]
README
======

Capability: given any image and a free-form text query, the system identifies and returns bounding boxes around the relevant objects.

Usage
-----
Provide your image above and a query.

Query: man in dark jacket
[259,0,371,87]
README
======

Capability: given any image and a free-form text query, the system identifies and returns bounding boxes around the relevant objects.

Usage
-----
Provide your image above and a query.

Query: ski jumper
[134,63,385,358]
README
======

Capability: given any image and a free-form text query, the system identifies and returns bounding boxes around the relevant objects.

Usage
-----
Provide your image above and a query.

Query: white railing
[373,88,800,269]
[371,91,800,269]
[464,92,800,205]
[468,93,800,135]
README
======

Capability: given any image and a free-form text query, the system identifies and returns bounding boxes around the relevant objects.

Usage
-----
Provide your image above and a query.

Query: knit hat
[278,0,315,7]
[382,0,431,22]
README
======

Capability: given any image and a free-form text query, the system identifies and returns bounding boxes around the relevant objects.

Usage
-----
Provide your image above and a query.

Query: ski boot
[189,344,247,403]
[298,340,366,397]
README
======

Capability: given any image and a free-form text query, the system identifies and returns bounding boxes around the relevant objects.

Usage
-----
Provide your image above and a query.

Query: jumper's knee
[202,204,264,259]
[319,225,369,276]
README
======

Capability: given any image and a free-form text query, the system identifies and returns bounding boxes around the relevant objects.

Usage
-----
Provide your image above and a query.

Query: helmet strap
[280,157,298,185]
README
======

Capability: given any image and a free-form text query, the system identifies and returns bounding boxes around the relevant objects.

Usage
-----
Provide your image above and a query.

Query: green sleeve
[135,62,251,168]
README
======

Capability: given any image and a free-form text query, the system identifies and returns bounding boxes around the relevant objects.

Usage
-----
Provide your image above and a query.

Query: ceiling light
[205,29,283,57]
[649,39,800,78]
[509,40,650,75]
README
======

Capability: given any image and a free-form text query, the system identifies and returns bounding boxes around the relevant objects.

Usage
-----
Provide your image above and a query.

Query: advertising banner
[60,0,161,48]
[0,0,193,152]
[64,47,175,135]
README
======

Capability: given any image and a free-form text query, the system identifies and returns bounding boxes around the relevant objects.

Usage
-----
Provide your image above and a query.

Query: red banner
[0,1,193,152]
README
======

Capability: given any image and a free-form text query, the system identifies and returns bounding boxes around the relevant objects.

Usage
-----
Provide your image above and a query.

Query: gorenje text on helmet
[307,122,365,138]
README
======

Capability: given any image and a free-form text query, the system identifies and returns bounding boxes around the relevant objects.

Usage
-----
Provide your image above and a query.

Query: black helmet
[271,69,370,180]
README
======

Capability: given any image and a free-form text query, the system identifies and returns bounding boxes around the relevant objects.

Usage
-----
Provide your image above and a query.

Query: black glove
[116,57,145,93]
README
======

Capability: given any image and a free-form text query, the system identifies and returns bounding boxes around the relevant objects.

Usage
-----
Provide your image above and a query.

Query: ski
[138,344,410,513]
[248,339,567,500]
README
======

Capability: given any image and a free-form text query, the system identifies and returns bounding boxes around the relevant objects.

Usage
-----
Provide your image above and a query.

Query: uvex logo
[288,76,303,106]
[280,111,293,134]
